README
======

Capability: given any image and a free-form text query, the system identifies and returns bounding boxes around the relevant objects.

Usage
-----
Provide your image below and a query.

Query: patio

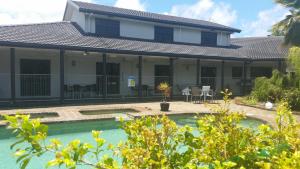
[0,101,299,127]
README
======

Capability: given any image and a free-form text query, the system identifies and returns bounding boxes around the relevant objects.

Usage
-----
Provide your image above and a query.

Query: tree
[288,46,300,75]
[272,0,300,46]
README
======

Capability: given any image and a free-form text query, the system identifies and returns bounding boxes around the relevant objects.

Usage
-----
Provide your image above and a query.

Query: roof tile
[0,22,287,60]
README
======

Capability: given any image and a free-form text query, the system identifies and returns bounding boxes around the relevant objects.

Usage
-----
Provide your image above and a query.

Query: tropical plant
[157,82,171,102]
[272,0,300,46]
[3,90,300,169]
[250,69,300,110]
[288,46,300,76]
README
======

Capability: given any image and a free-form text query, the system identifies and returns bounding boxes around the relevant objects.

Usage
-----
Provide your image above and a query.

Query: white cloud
[240,5,289,37]
[167,0,237,26]
[0,0,92,25]
[114,0,146,11]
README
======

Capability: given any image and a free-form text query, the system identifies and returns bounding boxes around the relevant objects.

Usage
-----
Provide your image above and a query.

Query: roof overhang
[0,41,249,61]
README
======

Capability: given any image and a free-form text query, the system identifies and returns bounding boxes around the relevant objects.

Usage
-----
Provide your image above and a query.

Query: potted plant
[157,82,171,111]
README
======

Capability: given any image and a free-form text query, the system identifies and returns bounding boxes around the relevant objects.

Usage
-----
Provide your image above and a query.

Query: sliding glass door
[20,59,51,96]
[96,62,120,95]
[154,65,170,93]
[201,67,217,90]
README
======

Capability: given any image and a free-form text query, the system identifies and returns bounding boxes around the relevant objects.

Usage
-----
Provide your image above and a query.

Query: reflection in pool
[0,114,264,169]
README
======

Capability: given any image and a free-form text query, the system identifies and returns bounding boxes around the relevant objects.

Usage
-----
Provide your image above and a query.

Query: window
[154,26,173,43]
[201,31,217,46]
[232,67,243,79]
[250,67,273,78]
[95,18,120,38]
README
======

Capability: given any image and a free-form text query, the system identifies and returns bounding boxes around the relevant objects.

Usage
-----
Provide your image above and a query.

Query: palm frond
[275,0,300,8]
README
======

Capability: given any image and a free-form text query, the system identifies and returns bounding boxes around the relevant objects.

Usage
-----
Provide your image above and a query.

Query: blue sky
[0,0,289,37]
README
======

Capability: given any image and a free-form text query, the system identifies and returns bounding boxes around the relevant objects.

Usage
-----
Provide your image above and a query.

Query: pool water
[0,115,263,169]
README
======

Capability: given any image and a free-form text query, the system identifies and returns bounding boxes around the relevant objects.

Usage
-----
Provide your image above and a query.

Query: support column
[102,53,107,99]
[169,58,174,100]
[196,59,200,85]
[278,60,282,72]
[10,48,15,104]
[59,50,65,103]
[221,60,225,91]
[243,61,248,95]
[138,56,143,98]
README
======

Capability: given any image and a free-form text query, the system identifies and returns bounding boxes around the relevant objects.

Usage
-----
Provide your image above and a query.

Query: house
[0,0,288,105]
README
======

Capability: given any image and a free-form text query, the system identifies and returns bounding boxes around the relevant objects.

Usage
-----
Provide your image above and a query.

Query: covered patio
[0,46,281,106]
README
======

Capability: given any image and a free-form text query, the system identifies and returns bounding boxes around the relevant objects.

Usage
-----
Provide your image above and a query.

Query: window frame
[231,66,243,79]
[201,31,217,46]
[154,26,174,43]
[250,67,273,79]
[95,18,120,38]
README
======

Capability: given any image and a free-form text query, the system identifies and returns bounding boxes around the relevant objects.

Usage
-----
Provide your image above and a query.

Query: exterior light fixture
[83,50,89,56]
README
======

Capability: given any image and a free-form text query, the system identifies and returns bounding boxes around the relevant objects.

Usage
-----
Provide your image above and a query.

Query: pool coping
[0,110,269,127]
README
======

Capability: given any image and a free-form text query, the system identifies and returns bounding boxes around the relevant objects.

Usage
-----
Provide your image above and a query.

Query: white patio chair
[200,86,213,102]
[182,87,191,102]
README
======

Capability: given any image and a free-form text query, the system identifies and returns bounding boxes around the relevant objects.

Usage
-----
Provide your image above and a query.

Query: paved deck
[0,101,299,127]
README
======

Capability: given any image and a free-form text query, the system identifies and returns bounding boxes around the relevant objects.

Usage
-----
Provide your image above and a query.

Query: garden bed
[234,97,300,115]
[0,112,59,121]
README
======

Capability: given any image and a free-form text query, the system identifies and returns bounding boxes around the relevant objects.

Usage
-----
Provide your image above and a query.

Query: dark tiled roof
[72,1,241,33]
[231,37,288,60]
[0,22,287,61]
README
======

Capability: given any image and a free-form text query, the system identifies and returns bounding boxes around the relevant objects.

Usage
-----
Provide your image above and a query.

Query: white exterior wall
[0,48,11,99]
[174,28,201,44]
[71,10,86,31]
[120,20,154,40]
[107,54,139,96]
[173,59,196,95]
[14,48,60,98]
[64,51,101,86]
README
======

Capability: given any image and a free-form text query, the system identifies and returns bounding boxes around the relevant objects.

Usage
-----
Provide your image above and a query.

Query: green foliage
[272,0,300,46]
[157,82,171,102]
[250,68,300,110]
[283,88,300,110]
[235,96,258,106]
[4,114,118,169]
[3,91,300,168]
[251,70,285,102]
[288,47,300,76]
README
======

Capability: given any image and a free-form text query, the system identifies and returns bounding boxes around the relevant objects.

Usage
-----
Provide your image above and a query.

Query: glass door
[154,65,170,93]
[96,62,120,95]
[20,59,51,96]
[201,67,217,90]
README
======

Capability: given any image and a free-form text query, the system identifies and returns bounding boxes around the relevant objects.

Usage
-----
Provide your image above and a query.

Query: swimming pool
[0,114,264,169]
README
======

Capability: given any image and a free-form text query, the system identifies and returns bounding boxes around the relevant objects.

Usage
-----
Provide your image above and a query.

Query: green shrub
[3,91,300,169]
[250,69,300,109]
[251,76,283,102]
[283,88,300,111]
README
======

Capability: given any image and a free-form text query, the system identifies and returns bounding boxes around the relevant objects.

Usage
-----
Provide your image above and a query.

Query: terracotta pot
[160,102,170,111]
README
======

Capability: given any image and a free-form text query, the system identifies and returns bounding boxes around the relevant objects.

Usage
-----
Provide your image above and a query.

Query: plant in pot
[157,82,171,111]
